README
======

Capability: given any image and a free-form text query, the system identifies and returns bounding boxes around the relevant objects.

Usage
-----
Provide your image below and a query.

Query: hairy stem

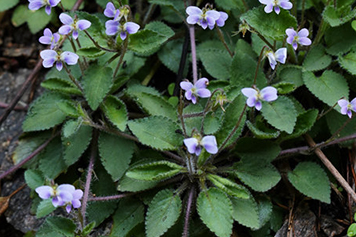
[189,26,198,83]
[88,193,135,201]
[215,27,234,57]
[113,38,128,79]
[84,30,117,52]
[182,187,195,237]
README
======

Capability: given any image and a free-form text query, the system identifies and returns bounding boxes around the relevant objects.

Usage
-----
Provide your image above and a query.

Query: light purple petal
[350,98,356,111]
[274,6,280,14]
[43,58,55,68]
[197,88,211,98]
[246,97,257,107]
[61,51,79,65]
[266,52,277,70]
[35,186,54,199]
[106,20,119,35]
[286,28,297,37]
[261,86,278,102]
[120,31,127,40]
[280,1,293,10]
[255,101,262,111]
[58,184,75,193]
[45,5,51,15]
[52,196,63,207]
[286,36,294,45]
[191,94,197,104]
[59,13,74,25]
[186,6,202,16]
[200,20,208,29]
[264,4,274,13]
[77,19,91,31]
[72,30,79,39]
[206,16,216,27]
[184,138,199,154]
[338,99,349,108]
[185,90,193,101]
[72,189,83,199]
[180,81,193,91]
[275,48,287,64]
[43,28,52,37]
[39,36,52,44]
[216,11,228,27]
[195,78,209,89]
[58,25,73,35]
[187,15,200,25]
[298,28,309,37]
[206,10,220,20]
[40,49,57,59]
[195,146,202,156]
[49,0,60,7]
[53,33,60,42]
[66,205,72,213]
[125,22,140,34]
[298,37,312,46]
[56,61,63,71]
[292,42,298,50]
[347,110,352,118]
[259,0,273,4]
[340,106,348,115]
[104,2,116,18]
[201,136,218,154]
[241,88,258,98]
[59,191,73,203]
[72,199,81,208]
[29,1,44,10]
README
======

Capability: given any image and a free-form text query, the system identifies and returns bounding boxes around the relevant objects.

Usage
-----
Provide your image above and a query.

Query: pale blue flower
[39,28,60,49]
[184,135,218,156]
[40,50,79,71]
[186,6,220,30]
[58,13,91,40]
[265,48,287,70]
[105,21,140,40]
[28,0,61,15]
[180,78,211,104]
[286,28,312,50]
[259,0,292,14]
[338,98,356,118]
[241,86,278,111]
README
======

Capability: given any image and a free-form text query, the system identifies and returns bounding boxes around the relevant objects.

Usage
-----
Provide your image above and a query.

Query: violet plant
[2,0,356,236]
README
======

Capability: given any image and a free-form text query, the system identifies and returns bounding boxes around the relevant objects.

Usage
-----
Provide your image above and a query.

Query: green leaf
[101,95,128,131]
[55,100,79,118]
[277,65,304,88]
[0,0,19,12]
[326,110,356,147]
[22,93,68,132]
[128,116,184,151]
[24,170,45,190]
[303,45,332,71]
[231,197,260,229]
[288,162,331,203]
[82,65,113,110]
[240,6,297,41]
[303,70,349,107]
[36,219,64,237]
[230,52,267,89]
[110,199,144,237]
[41,78,82,95]
[256,196,273,228]
[215,0,244,11]
[62,125,92,166]
[261,96,297,134]
[280,109,318,141]
[273,82,297,94]
[126,161,183,181]
[148,0,184,13]
[12,4,52,34]
[36,199,56,218]
[323,5,356,27]
[82,222,96,236]
[215,95,246,149]
[234,138,281,162]
[339,51,356,75]
[197,188,233,237]
[325,22,356,55]
[46,216,76,237]
[129,21,174,55]
[197,41,232,80]
[99,132,134,181]
[246,121,280,139]
[146,189,182,237]
[62,118,83,138]
[38,138,67,179]
[118,175,159,192]
[347,223,356,237]
[207,174,249,198]
[126,82,161,97]
[77,47,106,58]
[128,92,177,121]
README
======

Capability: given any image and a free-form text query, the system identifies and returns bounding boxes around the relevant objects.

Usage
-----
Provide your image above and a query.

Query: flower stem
[84,30,117,52]
[76,38,88,68]
[215,27,234,58]
[182,187,195,237]
[113,38,128,79]
[63,64,83,92]
[254,46,267,85]
[189,25,198,84]
[88,193,135,201]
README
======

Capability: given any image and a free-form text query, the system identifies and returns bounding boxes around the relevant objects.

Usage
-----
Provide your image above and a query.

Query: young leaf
[76,47,105,58]
[99,132,135,181]
[0,0,19,11]
[231,197,260,229]
[22,93,68,132]
[303,70,349,107]
[303,45,332,71]
[288,162,331,203]
[82,222,96,236]
[36,199,56,218]
[240,6,297,41]
[277,65,304,88]
[62,118,84,138]
[246,121,280,139]
[82,65,113,110]
[256,196,273,228]
[207,174,249,198]
[323,5,356,27]
[261,96,297,134]
[146,189,182,237]
[101,95,128,131]
[126,161,183,181]
[41,78,82,95]
[128,116,184,151]
[46,216,76,237]
[24,170,45,190]
[339,51,356,75]
[197,188,233,237]
[110,199,145,237]
[118,175,159,192]
[62,125,92,166]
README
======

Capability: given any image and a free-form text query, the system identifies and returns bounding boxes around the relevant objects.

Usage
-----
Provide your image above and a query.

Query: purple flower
[184,135,218,156]
[40,49,79,71]
[58,13,91,40]
[186,6,220,30]
[28,0,61,15]
[105,21,140,40]
[338,98,356,118]
[104,2,129,21]
[241,86,278,111]
[265,48,287,70]
[39,28,60,49]
[286,28,312,50]
[180,78,211,104]
[216,11,228,27]
[64,189,83,213]
[259,0,293,14]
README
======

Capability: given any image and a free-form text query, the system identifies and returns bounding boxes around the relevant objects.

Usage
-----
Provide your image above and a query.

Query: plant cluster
[2,0,356,236]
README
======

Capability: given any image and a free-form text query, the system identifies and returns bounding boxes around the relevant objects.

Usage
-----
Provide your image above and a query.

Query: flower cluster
[180,78,211,104]
[28,0,61,15]
[286,28,312,50]
[241,86,278,110]
[186,6,228,30]
[104,3,140,40]
[35,184,83,213]
[259,0,293,14]
[184,134,218,156]
[338,98,356,118]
